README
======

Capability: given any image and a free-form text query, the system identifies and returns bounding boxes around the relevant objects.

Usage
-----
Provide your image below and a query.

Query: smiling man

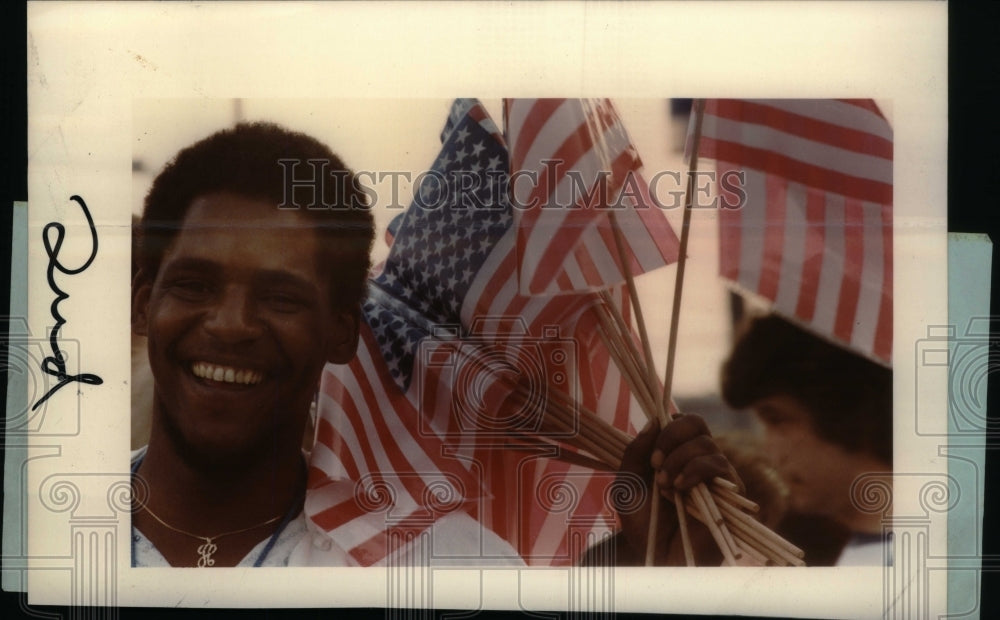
[131,122,542,568]
[130,123,376,567]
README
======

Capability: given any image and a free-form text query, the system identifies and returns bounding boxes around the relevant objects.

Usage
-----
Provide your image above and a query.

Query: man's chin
[181,435,279,473]
[161,416,282,473]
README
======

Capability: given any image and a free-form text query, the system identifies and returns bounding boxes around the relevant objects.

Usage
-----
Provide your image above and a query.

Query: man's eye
[170,280,213,299]
[262,293,306,312]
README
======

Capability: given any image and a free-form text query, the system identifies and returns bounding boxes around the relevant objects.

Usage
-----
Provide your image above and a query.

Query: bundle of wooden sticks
[494,293,804,566]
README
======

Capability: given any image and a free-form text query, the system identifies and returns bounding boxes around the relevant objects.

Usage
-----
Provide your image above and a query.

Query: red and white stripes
[701,99,892,364]
[506,98,679,296]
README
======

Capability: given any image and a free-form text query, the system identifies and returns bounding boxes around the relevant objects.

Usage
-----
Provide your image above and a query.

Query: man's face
[752,395,874,519]
[133,192,357,464]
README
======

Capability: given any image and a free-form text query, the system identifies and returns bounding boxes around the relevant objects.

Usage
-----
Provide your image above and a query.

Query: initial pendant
[197,540,218,567]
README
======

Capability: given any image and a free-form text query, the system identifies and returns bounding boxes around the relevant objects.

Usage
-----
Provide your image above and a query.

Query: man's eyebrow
[160,259,318,292]
[160,257,220,275]
[254,270,321,293]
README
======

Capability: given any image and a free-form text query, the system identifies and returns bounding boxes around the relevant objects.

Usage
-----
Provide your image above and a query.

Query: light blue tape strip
[946,232,992,619]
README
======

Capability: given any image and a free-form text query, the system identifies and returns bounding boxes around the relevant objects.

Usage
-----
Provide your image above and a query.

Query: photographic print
[21,2,948,616]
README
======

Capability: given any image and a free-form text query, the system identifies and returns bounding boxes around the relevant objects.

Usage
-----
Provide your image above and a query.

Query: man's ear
[327,309,360,364]
[131,271,153,337]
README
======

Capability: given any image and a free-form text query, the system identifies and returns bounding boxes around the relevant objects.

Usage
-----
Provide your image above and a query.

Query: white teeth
[192,362,263,385]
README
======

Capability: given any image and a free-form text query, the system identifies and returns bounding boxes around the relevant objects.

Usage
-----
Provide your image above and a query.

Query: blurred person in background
[721,313,893,566]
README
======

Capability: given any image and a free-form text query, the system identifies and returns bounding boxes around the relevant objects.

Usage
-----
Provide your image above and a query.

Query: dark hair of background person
[721,314,893,465]
[136,121,375,311]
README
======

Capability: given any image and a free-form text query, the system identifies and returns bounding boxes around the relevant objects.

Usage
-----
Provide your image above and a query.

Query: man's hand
[612,414,742,565]
[647,414,742,498]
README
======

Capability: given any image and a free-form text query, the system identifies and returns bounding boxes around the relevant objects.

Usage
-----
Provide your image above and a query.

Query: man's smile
[190,361,266,387]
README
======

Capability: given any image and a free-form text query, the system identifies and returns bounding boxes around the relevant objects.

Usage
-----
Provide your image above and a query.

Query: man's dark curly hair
[721,314,892,465]
[136,121,375,311]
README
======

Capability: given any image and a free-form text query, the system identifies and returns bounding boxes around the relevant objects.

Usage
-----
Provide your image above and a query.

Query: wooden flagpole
[660,98,704,414]
[606,212,695,564]
[643,98,707,566]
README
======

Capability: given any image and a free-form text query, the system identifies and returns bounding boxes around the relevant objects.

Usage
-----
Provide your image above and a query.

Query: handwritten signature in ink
[32,195,104,411]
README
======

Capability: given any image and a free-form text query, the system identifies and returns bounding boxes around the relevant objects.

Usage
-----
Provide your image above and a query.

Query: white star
[487,155,503,170]
[385,355,401,378]
[471,141,485,158]
[456,127,470,144]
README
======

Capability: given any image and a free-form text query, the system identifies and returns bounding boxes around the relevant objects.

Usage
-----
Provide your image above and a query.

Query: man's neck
[134,415,307,546]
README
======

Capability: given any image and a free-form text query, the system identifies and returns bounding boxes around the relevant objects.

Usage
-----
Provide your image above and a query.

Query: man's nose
[202,287,264,343]
[762,435,790,469]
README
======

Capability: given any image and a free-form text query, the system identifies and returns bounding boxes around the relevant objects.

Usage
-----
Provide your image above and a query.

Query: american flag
[505,99,680,296]
[695,99,893,364]
[306,99,648,566]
